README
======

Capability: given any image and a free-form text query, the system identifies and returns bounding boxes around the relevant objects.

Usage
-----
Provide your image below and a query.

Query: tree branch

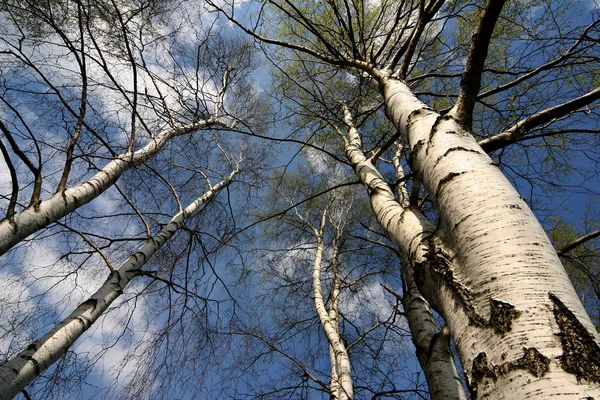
[558,229,600,256]
[450,0,507,127]
[479,87,600,152]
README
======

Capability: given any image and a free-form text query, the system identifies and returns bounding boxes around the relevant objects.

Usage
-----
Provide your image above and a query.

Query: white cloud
[341,279,394,322]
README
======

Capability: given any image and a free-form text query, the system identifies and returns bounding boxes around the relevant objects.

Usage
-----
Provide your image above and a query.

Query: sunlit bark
[340,106,467,399]
[0,170,237,399]
[380,76,600,398]
[0,119,229,257]
[311,209,354,400]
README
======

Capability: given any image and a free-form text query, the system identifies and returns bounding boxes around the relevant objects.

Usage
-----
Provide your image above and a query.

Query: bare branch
[479,87,600,152]
[450,0,507,127]
[558,229,600,257]
[0,139,19,220]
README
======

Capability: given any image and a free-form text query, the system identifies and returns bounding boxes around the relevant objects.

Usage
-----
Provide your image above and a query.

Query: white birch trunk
[342,109,467,399]
[328,244,342,399]
[402,261,467,400]
[379,76,600,398]
[312,212,353,400]
[0,171,236,400]
[0,119,226,256]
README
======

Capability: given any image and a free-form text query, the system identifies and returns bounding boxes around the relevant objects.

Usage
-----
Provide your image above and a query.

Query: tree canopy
[0,0,599,399]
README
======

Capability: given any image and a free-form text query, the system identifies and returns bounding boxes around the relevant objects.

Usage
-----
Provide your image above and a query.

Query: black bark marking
[453,213,473,230]
[469,348,550,399]
[549,293,600,383]
[423,237,486,327]
[472,352,496,381]
[26,343,38,352]
[426,115,444,148]
[435,146,481,163]
[425,331,441,362]
[510,347,550,378]
[505,203,522,210]
[469,352,496,399]
[19,355,41,375]
[435,171,467,199]
[489,299,521,334]
[411,138,426,157]
[81,298,98,312]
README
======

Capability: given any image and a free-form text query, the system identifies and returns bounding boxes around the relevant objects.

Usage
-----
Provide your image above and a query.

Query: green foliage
[551,218,600,329]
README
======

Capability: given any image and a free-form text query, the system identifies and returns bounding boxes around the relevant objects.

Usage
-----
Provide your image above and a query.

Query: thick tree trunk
[0,171,236,399]
[0,119,224,257]
[342,108,467,400]
[379,76,600,398]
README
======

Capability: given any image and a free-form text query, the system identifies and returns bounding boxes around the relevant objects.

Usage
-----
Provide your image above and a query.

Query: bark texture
[0,172,235,399]
[402,265,467,400]
[311,211,353,400]
[380,76,600,398]
[342,107,467,399]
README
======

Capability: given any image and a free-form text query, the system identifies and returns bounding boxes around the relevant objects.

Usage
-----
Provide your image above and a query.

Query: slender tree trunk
[402,261,467,400]
[379,76,600,398]
[0,119,226,257]
[341,107,467,399]
[327,238,347,400]
[312,211,353,400]
[0,171,236,399]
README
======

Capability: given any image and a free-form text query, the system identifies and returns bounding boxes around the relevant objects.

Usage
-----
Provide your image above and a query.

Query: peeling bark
[380,76,600,398]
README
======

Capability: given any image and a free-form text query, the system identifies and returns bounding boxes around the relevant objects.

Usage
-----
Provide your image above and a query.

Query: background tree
[0,1,268,398]
[213,156,425,399]
[209,0,600,397]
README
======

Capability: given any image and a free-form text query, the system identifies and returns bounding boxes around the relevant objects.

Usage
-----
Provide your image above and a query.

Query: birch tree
[0,1,266,397]
[215,162,423,399]
[268,58,467,398]
[210,0,600,397]
[0,0,258,256]
[0,162,240,400]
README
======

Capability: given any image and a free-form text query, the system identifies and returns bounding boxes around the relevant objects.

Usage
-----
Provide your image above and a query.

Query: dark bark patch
[427,115,444,147]
[505,203,522,210]
[489,299,521,334]
[408,107,435,133]
[81,298,98,312]
[511,347,550,377]
[26,343,38,352]
[424,237,486,327]
[472,352,497,381]
[435,171,467,199]
[76,316,87,327]
[469,348,550,398]
[453,213,473,230]
[549,293,600,383]
[411,138,426,157]
[435,146,481,163]
[20,355,41,375]
[425,331,441,362]
[469,352,496,399]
